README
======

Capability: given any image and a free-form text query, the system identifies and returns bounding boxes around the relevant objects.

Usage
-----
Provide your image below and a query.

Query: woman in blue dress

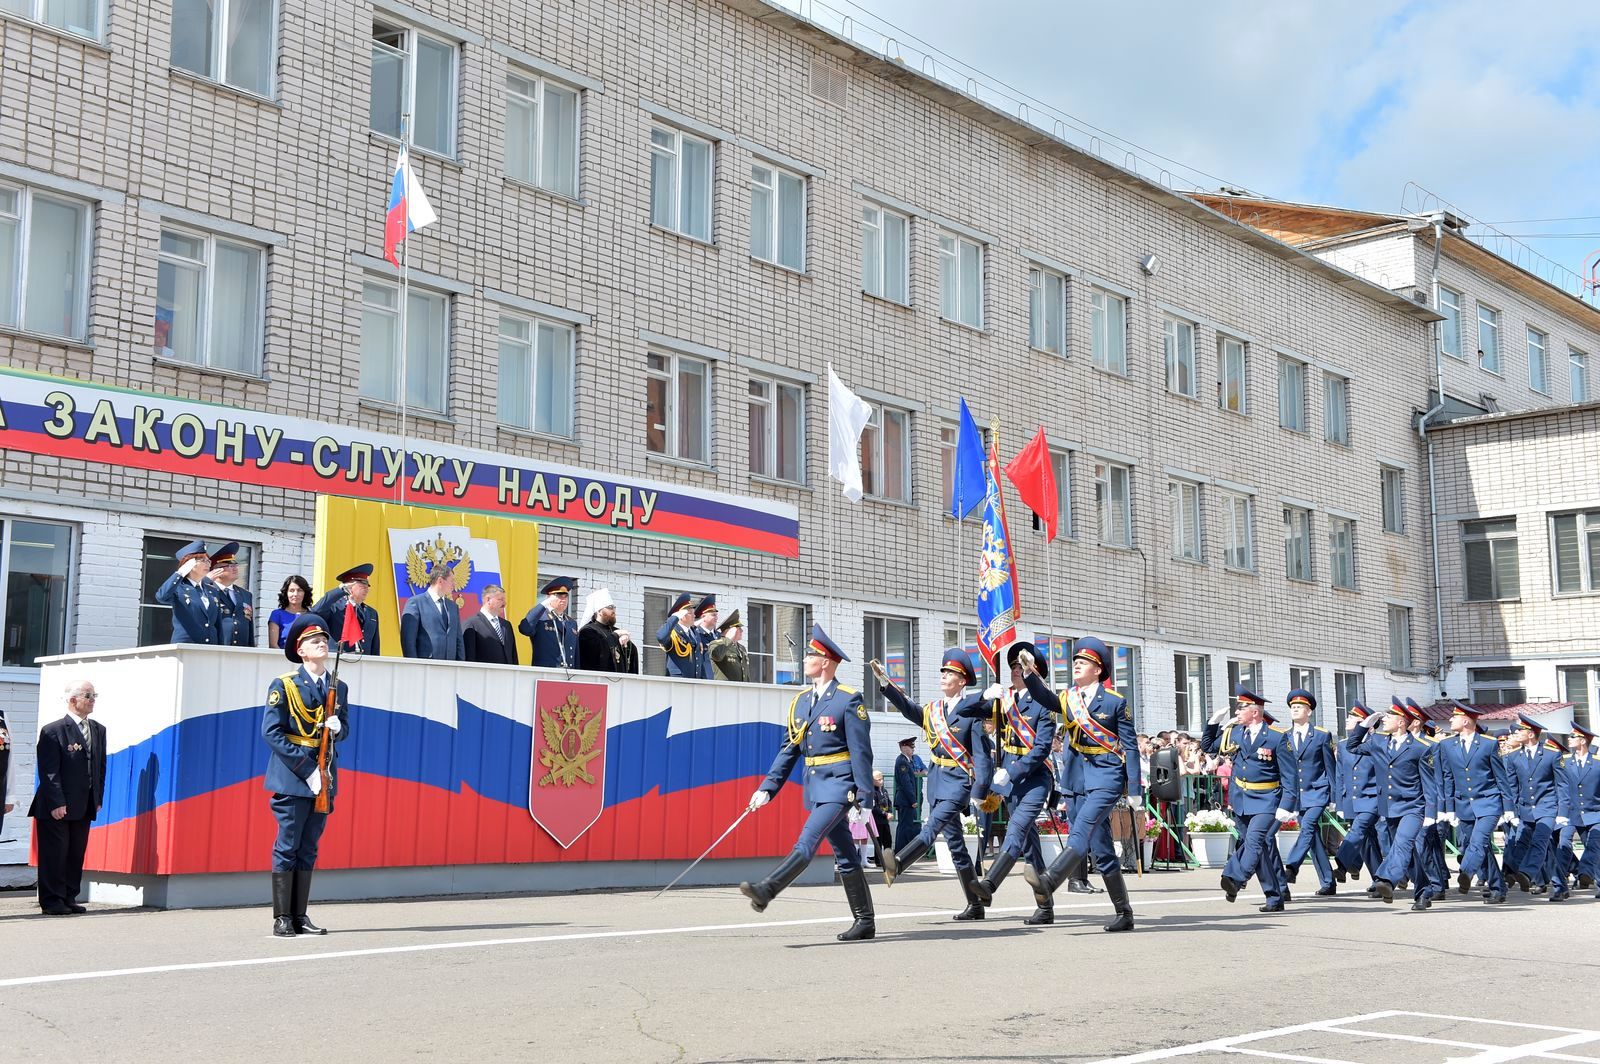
[268,574,314,649]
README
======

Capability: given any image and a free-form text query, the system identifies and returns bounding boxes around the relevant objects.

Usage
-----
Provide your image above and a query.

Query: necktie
[79,718,91,756]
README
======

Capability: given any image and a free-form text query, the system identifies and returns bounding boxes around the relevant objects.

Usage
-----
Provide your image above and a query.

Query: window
[504,72,579,198]
[1030,449,1072,537]
[1552,510,1600,594]
[370,21,457,156]
[140,535,253,647]
[859,402,911,502]
[1170,478,1202,561]
[0,0,101,38]
[640,587,709,676]
[938,232,983,327]
[749,163,805,271]
[645,348,711,464]
[1221,492,1254,570]
[747,376,805,483]
[155,227,264,374]
[943,622,995,691]
[746,600,809,685]
[938,422,985,519]
[1477,303,1501,374]
[1289,666,1318,705]
[1108,642,1139,713]
[649,125,712,241]
[170,0,273,96]
[1029,268,1067,354]
[1560,665,1598,730]
[1462,518,1519,601]
[0,182,90,340]
[359,278,449,413]
[860,204,908,304]
[1277,356,1306,431]
[1323,373,1350,445]
[1381,466,1406,534]
[1572,348,1590,402]
[0,518,72,667]
[1329,515,1355,590]
[1468,667,1525,705]
[497,313,573,438]
[1164,316,1197,398]
[1173,652,1208,732]
[1283,506,1312,582]
[1090,288,1127,373]
[1219,336,1247,413]
[863,615,914,710]
[1228,659,1261,714]
[1094,460,1132,546]
[1334,671,1363,736]
[1386,605,1413,671]
[1438,285,1462,358]
[1528,328,1549,395]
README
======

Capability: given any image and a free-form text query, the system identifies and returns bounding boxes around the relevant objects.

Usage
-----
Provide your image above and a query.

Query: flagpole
[397,112,411,505]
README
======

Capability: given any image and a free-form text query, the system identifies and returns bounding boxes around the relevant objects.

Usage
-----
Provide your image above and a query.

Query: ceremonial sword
[653,806,755,900]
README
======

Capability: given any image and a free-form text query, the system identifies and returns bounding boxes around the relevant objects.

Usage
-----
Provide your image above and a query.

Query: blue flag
[975,445,1020,671]
[950,398,988,520]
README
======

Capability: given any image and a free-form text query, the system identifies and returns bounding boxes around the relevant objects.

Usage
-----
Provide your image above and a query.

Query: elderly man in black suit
[464,584,518,665]
[30,680,107,916]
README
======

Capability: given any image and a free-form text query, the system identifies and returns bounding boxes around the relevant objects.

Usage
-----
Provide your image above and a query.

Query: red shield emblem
[529,680,608,848]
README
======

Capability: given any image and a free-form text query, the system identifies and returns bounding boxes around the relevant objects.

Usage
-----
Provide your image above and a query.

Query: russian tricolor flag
[383,147,437,266]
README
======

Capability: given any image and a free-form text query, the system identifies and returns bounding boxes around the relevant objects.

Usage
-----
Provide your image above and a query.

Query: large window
[1289,665,1318,703]
[1552,509,1600,594]
[1477,302,1501,374]
[496,313,573,438]
[370,20,457,156]
[0,0,101,38]
[938,232,983,328]
[746,600,809,685]
[504,72,579,198]
[140,535,254,647]
[1561,665,1598,731]
[747,376,805,483]
[1329,515,1355,590]
[860,402,911,502]
[359,278,449,413]
[1462,518,1519,601]
[749,162,805,271]
[649,125,713,241]
[1029,268,1067,354]
[1277,356,1306,432]
[1438,285,1462,358]
[1468,666,1525,705]
[0,182,90,340]
[1219,336,1247,413]
[1573,348,1590,402]
[1323,373,1350,445]
[1221,491,1253,570]
[1173,652,1208,732]
[1030,449,1072,538]
[645,348,711,464]
[1164,316,1197,398]
[0,518,72,667]
[943,622,995,691]
[863,614,914,710]
[1090,288,1127,373]
[1283,505,1312,582]
[1333,671,1363,736]
[1381,466,1406,534]
[1094,459,1132,546]
[170,0,273,96]
[156,226,264,374]
[1528,328,1549,395]
[1386,605,1412,671]
[1170,478,1202,562]
[1109,642,1139,713]
[860,203,908,304]
[1228,659,1261,714]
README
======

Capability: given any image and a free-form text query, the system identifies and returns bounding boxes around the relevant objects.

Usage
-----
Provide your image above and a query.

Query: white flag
[827,364,873,502]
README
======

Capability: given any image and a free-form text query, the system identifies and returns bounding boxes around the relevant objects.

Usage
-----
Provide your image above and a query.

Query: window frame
[139,533,256,648]
[1218,335,1248,414]
[937,230,984,329]
[1386,604,1413,672]
[1550,509,1600,595]
[1468,666,1526,705]
[1277,355,1306,433]
[503,69,581,198]
[358,275,451,414]
[1323,371,1350,446]
[1094,459,1133,547]
[155,223,267,376]
[0,0,103,39]
[1089,287,1128,374]
[1220,490,1254,572]
[859,202,909,305]
[1227,659,1262,714]
[1283,505,1313,583]
[860,401,912,502]
[648,124,714,242]
[1438,285,1463,359]
[1029,448,1072,538]
[1173,651,1208,732]
[1163,315,1198,398]
[1572,348,1590,402]
[863,613,915,709]
[495,310,575,439]
[1381,465,1406,535]
[1333,671,1363,736]
[1476,301,1502,375]
[745,599,810,685]
[1169,477,1203,562]
[369,18,459,157]
[746,374,806,485]
[1329,514,1356,590]
[748,160,806,272]
[1028,266,1068,355]
[645,346,713,465]
[1527,326,1549,395]
[170,0,276,97]
[1462,517,1520,602]
[0,180,93,341]
[0,516,75,670]
[1559,665,1598,731]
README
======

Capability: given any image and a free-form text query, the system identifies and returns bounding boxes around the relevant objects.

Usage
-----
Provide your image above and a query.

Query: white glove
[1497,811,1513,827]
[1208,704,1231,726]
[983,684,1004,701]
[1274,808,1293,824]
[1556,816,1570,827]
[1441,812,1458,827]
[305,769,322,796]
[1509,815,1522,828]
[325,716,343,736]
[1017,648,1037,671]
[179,558,198,577]
[992,768,1010,788]
[747,789,770,812]
[1422,817,1435,828]
[847,806,864,825]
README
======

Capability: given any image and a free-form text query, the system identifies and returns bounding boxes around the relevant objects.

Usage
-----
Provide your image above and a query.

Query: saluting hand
[1207,704,1231,727]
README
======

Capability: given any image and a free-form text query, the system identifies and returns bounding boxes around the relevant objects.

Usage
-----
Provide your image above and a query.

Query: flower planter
[1190,831,1233,868]
[1114,838,1157,869]
[1275,829,1301,861]
[933,837,979,875]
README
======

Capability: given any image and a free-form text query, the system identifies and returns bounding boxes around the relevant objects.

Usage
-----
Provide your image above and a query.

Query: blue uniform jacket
[214,584,255,647]
[760,680,874,808]
[1025,673,1141,797]
[1284,725,1336,810]
[880,685,993,805]
[1557,755,1600,828]
[1336,737,1379,815]
[155,571,221,644]
[311,589,381,655]
[1347,724,1436,820]
[262,666,350,805]
[892,753,919,812]
[995,687,1058,789]
[401,594,465,661]
[1507,746,1561,820]
[1201,720,1299,814]
[1436,732,1510,819]
[520,604,578,668]
[655,619,706,678]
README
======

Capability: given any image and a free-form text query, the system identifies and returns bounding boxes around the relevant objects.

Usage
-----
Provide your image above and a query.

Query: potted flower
[1275,817,1301,861]
[1184,809,1236,868]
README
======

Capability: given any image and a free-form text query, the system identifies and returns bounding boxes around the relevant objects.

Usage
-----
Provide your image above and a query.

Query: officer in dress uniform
[689,595,720,679]
[1023,637,1142,931]
[154,540,222,644]
[1406,706,1451,904]
[873,648,992,917]
[740,625,878,942]
[1503,713,1562,895]
[1281,689,1338,896]
[1333,702,1386,885]
[1556,723,1600,899]
[708,609,750,682]
[1196,685,1297,913]
[655,592,705,678]
[208,542,255,647]
[521,576,579,668]
[263,614,350,937]
[1539,732,1573,899]
[1435,700,1510,904]
[1348,700,1438,909]
[969,640,1059,925]
[311,563,380,655]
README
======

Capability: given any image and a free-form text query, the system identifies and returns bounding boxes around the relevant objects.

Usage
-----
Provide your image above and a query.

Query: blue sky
[824,0,1600,296]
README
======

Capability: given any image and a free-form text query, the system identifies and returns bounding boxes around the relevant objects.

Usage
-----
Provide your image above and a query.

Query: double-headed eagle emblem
[404,533,473,604]
[537,692,604,787]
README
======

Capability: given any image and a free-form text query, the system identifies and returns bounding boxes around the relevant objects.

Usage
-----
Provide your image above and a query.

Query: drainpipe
[1417,215,1447,691]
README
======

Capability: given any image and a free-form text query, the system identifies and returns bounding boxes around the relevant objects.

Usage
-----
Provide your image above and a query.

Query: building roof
[1416,701,1575,724]
[1424,398,1600,433]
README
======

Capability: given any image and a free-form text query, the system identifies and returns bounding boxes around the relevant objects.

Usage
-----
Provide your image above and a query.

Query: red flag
[1004,427,1058,541]
[341,601,364,646]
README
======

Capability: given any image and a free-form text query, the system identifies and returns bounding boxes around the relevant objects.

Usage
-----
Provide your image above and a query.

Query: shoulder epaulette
[277,671,298,683]
[837,684,858,695]
[1269,725,1288,734]
[1314,725,1329,733]
[1103,686,1120,698]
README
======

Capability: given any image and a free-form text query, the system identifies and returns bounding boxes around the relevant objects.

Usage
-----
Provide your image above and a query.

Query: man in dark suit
[208,541,256,647]
[400,566,465,661]
[30,680,107,915]
[312,563,380,656]
[464,583,518,665]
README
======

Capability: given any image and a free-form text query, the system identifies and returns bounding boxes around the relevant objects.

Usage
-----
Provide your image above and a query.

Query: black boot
[892,838,931,879]
[836,868,875,941]
[271,872,296,937]
[1024,845,1084,897]
[1101,869,1134,932]
[971,851,1016,906]
[739,850,810,913]
[292,870,327,935]
[1067,876,1101,894]
[1024,865,1054,925]
[953,867,986,920]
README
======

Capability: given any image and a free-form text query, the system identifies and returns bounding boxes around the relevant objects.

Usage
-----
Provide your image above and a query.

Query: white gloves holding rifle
[305,769,322,796]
